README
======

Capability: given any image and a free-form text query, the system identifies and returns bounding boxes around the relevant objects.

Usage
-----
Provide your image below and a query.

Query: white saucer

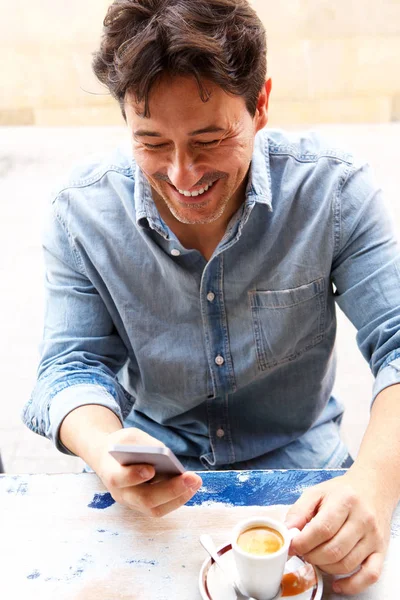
[199,543,323,600]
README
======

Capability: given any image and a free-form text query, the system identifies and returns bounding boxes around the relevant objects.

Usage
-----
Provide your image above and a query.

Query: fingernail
[139,467,152,479]
[332,583,341,594]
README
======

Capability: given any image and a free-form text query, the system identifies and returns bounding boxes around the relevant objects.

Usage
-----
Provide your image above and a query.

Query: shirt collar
[245,129,273,210]
[134,165,170,237]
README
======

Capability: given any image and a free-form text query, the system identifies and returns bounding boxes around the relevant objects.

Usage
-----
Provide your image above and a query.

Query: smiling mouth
[166,179,218,205]
[176,180,216,197]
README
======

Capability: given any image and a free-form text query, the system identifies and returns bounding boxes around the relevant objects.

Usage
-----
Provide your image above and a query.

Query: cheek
[216,139,251,160]
[132,147,165,176]
[206,145,251,175]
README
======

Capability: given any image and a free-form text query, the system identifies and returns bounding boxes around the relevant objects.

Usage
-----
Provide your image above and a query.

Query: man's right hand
[59,405,202,517]
[95,428,203,517]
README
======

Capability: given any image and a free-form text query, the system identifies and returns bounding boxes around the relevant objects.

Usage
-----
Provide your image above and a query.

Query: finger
[150,473,169,484]
[303,518,364,566]
[292,494,354,556]
[109,462,156,489]
[316,537,373,575]
[146,485,201,518]
[285,487,323,530]
[124,471,202,513]
[331,552,383,596]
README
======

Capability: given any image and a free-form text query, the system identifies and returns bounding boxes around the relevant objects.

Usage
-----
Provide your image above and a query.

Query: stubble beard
[159,188,232,225]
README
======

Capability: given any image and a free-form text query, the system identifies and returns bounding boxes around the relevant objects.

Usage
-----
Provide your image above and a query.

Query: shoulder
[43,143,139,256]
[257,129,361,204]
[52,143,135,204]
[261,128,355,167]
[256,129,373,219]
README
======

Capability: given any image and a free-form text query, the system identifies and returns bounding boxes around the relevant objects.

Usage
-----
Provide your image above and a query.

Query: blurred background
[2,0,400,126]
[1,0,399,473]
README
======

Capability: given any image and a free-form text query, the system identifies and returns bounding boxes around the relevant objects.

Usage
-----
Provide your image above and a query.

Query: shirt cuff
[49,383,124,455]
[372,358,400,403]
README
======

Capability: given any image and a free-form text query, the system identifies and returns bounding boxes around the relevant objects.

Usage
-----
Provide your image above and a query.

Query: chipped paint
[126,559,158,566]
[7,481,28,496]
[391,521,400,538]
[187,470,343,506]
[27,570,40,580]
[88,492,115,510]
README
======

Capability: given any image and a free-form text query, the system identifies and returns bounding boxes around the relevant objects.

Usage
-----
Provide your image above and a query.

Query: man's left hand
[284,470,392,595]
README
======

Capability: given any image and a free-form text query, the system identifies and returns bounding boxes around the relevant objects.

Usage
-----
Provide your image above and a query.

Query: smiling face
[124,76,270,228]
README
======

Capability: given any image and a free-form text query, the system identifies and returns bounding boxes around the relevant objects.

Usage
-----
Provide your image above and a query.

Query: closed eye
[143,142,169,149]
[142,139,221,149]
[196,139,220,147]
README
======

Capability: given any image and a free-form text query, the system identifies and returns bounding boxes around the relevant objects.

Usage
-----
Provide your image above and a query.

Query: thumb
[284,487,323,531]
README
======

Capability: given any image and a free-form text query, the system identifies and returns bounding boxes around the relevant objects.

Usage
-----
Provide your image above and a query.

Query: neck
[152,178,247,260]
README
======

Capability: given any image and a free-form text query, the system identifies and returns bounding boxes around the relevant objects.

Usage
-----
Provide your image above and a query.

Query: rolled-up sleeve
[331,161,400,402]
[22,197,133,455]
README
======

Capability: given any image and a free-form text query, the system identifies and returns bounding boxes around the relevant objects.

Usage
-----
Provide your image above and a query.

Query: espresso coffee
[237,525,284,555]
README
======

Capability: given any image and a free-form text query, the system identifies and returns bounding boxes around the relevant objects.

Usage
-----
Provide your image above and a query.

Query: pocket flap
[249,278,325,310]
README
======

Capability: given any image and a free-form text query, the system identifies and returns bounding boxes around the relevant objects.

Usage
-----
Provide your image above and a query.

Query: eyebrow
[134,125,226,137]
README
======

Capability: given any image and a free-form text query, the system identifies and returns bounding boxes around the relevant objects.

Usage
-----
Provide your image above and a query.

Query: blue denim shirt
[23,129,400,470]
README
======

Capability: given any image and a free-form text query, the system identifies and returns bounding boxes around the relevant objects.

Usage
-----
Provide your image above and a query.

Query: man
[23,0,400,594]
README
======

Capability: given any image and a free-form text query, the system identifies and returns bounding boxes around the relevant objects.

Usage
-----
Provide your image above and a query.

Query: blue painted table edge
[0,469,346,509]
[188,469,346,507]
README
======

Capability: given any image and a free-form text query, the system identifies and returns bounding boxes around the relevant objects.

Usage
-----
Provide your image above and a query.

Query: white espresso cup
[231,516,300,600]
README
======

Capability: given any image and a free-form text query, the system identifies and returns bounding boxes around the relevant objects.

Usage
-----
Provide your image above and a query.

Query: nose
[167,148,202,191]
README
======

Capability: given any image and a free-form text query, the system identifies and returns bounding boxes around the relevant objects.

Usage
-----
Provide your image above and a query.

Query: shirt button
[216,428,225,438]
[215,355,225,366]
[171,248,181,256]
[207,292,215,302]
[31,417,37,427]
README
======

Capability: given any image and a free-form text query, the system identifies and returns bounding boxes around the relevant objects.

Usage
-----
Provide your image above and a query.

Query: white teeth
[177,181,215,197]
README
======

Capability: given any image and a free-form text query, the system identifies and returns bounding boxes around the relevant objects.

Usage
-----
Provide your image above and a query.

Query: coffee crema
[237,526,284,555]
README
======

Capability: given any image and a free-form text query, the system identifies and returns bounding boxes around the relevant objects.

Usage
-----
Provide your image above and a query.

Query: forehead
[124,75,248,131]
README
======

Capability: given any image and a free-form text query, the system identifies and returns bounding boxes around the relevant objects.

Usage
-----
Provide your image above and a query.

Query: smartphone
[108,444,186,476]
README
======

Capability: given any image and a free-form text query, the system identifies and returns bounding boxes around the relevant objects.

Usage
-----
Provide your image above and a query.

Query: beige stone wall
[2,0,400,126]
[253,0,400,125]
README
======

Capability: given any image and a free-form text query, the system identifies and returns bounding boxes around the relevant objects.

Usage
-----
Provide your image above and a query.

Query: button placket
[199,254,236,403]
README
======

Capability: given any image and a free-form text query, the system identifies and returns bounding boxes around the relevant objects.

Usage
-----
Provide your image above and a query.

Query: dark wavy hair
[92,0,267,119]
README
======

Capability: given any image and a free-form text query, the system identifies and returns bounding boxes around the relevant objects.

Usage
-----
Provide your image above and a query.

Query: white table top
[1,469,399,599]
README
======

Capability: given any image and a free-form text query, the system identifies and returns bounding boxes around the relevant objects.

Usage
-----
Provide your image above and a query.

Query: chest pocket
[249,278,326,371]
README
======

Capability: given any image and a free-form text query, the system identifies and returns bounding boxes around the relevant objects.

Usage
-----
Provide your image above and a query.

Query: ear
[254,78,272,133]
